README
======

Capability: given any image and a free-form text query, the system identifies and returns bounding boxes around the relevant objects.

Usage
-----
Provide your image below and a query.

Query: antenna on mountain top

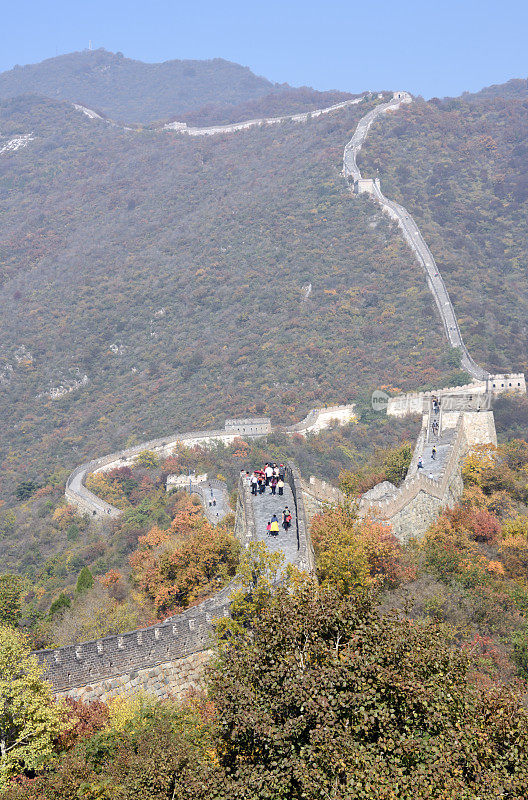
[89,40,92,50]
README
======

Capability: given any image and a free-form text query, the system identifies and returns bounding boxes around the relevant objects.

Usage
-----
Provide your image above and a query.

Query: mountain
[359,82,528,377]
[0,49,352,125]
[0,49,280,124]
[0,90,460,496]
[467,76,528,101]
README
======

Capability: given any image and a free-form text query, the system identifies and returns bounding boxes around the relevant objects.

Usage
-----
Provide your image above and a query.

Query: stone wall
[286,404,357,435]
[57,650,212,704]
[360,411,497,541]
[36,587,234,697]
[387,376,526,418]
[285,463,315,573]
[224,417,272,436]
[388,468,464,543]
[355,177,380,195]
[39,460,312,700]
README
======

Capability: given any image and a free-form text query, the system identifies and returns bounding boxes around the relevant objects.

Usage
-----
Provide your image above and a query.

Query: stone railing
[285,462,315,573]
[343,91,490,382]
[361,417,466,520]
[301,475,345,505]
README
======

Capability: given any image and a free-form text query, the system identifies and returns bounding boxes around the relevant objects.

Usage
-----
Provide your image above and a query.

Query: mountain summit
[0,48,281,124]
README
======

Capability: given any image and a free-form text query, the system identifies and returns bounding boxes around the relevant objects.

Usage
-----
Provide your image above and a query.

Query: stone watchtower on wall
[354,177,381,195]
[224,418,272,437]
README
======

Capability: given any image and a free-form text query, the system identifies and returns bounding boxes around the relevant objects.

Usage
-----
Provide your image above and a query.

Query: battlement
[387,375,526,417]
[40,461,312,700]
[224,417,272,436]
[36,587,233,693]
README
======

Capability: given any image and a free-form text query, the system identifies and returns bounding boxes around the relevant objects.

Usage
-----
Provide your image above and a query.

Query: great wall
[35,91,526,700]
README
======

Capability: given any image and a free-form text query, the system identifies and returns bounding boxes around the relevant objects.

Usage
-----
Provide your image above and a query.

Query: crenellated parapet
[38,461,312,700]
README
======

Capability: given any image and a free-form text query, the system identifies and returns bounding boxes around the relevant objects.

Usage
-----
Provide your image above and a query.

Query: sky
[1,0,527,98]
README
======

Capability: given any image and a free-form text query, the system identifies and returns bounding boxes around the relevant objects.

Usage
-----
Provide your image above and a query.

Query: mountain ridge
[0,48,353,125]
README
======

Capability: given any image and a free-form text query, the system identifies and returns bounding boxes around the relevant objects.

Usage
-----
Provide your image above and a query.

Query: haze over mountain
[0,48,353,125]
[0,50,527,500]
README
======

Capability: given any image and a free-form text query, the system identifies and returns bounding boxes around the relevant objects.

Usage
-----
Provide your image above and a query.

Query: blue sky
[2,0,527,98]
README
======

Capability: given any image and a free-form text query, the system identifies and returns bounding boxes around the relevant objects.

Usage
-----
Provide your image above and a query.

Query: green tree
[0,575,24,627]
[14,482,40,502]
[75,567,94,595]
[209,583,528,799]
[383,440,412,485]
[48,592,71,620]
[0,626,65,786]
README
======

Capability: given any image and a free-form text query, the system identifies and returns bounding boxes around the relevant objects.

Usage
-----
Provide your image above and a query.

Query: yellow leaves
[461,445,497,486]
[487,561,506,576]
[51,504,77,530]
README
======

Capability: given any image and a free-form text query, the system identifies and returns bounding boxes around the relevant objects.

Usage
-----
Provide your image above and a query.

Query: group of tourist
[249,463,286,496]
[267,509,292,536]
[246,464,293,537]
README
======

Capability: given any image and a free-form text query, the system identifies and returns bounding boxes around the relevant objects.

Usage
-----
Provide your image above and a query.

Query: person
[270,475,278,495]
[258,474,266,494]
[265,464,273,486]
[266,520,271,536]
[431,446,437,460]
[270,515,280,536]
[251,473,258,495]
[279,464,285,480]
[277,477,285,496]
[417,456,423,469]
[273,464,279,478]
[282,508,292,530]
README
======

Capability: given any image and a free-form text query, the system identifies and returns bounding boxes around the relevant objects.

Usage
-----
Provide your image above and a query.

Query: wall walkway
[343,92,489,381]
[38,462,312,699]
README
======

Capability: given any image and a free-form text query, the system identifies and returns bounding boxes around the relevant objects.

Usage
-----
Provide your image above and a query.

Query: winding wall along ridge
[343,93,489,381]
[75,90,488,379]
[74,95,368,134]
[38,461,312,696]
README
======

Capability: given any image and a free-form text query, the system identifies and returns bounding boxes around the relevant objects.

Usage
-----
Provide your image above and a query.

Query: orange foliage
[99,569,122,587]
[129,493,240,617]
[311,504,407,593]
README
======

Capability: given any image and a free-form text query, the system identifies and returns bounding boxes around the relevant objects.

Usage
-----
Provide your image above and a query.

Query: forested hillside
[0,92,461,497]
[0,49,278,124]
[359,85,528,376]
[0,49,353,125]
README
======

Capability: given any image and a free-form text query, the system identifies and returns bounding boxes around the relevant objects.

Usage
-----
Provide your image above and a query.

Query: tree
[134,450,159,469]
[311,504,404,593]
[0,626,65,786]
[208,583,528,799]
[0,575,24,627]
[48,592,71,620]
[383,440,412,485]
[14,482,40,502]
[75,567,94,595]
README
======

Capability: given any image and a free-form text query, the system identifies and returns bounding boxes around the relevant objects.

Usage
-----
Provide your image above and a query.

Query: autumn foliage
[129,493,240,616]
[311,503,408,593]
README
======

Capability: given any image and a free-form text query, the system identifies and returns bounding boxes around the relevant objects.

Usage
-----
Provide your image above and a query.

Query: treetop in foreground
[209,582,528,799]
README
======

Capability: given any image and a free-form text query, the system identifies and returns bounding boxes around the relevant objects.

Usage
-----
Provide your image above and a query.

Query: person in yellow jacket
[270,515,280,536]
